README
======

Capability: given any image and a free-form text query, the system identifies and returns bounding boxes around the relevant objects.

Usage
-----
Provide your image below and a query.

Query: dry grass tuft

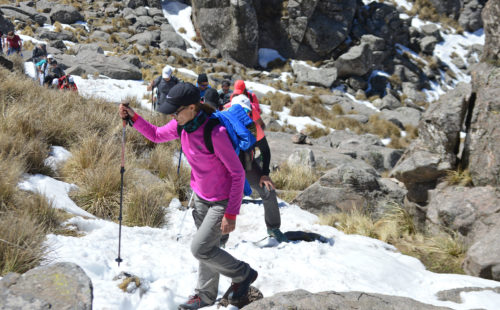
[319,203,467,274]
[0,211,49,276]
[303,124,329,138]
[270,162,319,191]
[124,185,168,228]
[261,92,293,112]
[444,169,473,187]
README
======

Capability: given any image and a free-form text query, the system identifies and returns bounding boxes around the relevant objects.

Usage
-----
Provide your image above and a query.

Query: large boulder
[50,4,84,24]
[481,0,500,63]
[463,63,500,186]
[459,0,486,32]
[428,0,462,19]
[391,83,472,203]
[0,5,47,26]
[335,43,372,78]
[292,163,404,217]
[57,51,142,80]
[0,262,93,310]
[244,289,452,310]
[355,2,410,47]
[0,11,15,34]
[192,0,259,67]
[291,61,337,88]
[426,185,500,281]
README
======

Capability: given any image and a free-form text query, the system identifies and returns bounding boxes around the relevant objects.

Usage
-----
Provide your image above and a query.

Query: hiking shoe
[178,295,211,310]
[267,228,289,243]
[228,268,258,305]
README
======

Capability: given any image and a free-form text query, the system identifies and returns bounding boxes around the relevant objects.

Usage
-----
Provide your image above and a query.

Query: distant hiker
[203,87,222,112]
[147,65,179,108]
[44,60,65,87]
[58,75,78,91]
[31,43,47,64]
[35,55,49,85]
[218,80,233,105]
[226,80,288,243]
[196,73,211,99]
[31,43,47,78]
[0,30,4,54]
[5,31,22,56]
[119,82,258,310]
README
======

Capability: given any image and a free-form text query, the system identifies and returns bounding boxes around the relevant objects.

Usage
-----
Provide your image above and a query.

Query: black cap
[156,82,200,114]
[197,73,208,84]
[203,88,221,110]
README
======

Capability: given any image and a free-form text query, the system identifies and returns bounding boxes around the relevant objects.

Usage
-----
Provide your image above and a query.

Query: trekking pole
[151,86,154,116]
[116,104,131,266]
[176,191,194,241]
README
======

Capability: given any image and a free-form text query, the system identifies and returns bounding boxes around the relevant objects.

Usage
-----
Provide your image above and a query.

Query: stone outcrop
[191,0,259,67]
[0,262,93,310]
[292,163,406,218]
[481,0,500,63]
[463,63,500,186]
[391,82,472,204]
[243,289,452,310]
[50,4,85,24]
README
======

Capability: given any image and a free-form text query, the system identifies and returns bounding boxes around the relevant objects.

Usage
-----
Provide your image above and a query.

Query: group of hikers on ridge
[30,43,78,91]
[119,65,288,309]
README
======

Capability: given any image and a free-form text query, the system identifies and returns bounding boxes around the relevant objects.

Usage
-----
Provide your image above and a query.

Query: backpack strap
[176,124,183,138]
[203,118,220,154]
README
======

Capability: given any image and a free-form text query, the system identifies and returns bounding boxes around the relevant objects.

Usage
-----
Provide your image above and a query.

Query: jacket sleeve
[133,114,179,143]
[211,126,245,217]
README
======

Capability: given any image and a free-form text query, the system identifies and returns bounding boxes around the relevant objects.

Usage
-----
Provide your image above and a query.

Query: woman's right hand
[119,103,135,120]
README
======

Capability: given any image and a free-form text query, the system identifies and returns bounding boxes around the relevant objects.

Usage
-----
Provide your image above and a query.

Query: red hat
[233,80,246,95]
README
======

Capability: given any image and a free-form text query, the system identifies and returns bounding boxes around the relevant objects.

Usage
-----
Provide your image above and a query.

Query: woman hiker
[119,82,258,310]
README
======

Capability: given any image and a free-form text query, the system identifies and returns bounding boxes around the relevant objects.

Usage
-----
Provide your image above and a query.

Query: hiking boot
[267,228,289,243]
[178,295,212,310]
[228,268,258,305]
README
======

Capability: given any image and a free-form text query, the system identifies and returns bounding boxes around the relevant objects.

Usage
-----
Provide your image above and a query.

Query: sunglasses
[199,83,209,88]
[172,106,187,116]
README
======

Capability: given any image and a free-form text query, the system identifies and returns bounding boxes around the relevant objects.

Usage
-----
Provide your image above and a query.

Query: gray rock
[0,262,93,310]
[419,36,438,55]
[89,30,110,42]
[36,28,76,42]
[134,15,155,28]
[159,30,187,50]
[244,289,451,310]
[72,43,104,55]
[459,0,485,32]
[0,11,15,34]
[463,63,500,186]
[291,62,337,88]
[134,6,149,17]
[0,5,47,26]
[426,185,500,238]
[62,51,143,80]
[481,0,500,63]
[464,224,500,281]
[147,7,163,17]
[287,148,315,168]
[120,54,142,68]
[335,43,372,78]
[427,0,461,19]
[127,30,160,46]
[420,24,443,42]
[379,107,422,128]
[380,93,402,110]
[192,0,259,67]
[437,286,500,304]
[65,64,99,76]
[50,4,84,24]
[293,163,404,216]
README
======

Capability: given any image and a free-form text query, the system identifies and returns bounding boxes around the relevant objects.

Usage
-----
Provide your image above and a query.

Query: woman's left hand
[221,217,235,234]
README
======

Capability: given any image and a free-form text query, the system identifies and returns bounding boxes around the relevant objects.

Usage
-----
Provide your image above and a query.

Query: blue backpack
[178,104,257,195]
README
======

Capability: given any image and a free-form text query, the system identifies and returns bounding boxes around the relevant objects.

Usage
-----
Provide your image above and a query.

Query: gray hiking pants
[220,159,281,246]
[191,194,251,304]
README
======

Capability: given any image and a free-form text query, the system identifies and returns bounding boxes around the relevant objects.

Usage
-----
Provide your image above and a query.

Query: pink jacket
[132,114,244,218]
